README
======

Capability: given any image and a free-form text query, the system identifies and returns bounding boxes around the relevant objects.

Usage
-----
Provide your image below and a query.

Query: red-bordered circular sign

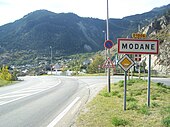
[104,40,114,49]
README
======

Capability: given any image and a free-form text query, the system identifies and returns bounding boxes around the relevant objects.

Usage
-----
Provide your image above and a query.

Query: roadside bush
[156,82,170,89]
[99,91,111,97]
[117,94,121,98]
[0,66,12,81]
[118,80,124,87]
[112,117,129,126]
[151,94,160,100]
[151,102,160,108]
[138,105,150,115]
[162,115,170,127]
[127,102,138,110]
[161,106,170,113]
[156,82,164,87]
[114,83,118,86]
[126,96,137,102]
[111,91,119,96]
[127,79,135,86]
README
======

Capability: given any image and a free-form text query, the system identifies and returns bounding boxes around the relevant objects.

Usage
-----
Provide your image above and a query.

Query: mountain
[0,10,139,56]
[123,4,170,23]
[140,9,170,74]
[0,10,106,55]
[0,4,169,65]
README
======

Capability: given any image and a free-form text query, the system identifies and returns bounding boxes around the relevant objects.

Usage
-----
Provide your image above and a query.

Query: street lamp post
[103,30,107,73]
[106,0,111,93]
[50,46,53,74]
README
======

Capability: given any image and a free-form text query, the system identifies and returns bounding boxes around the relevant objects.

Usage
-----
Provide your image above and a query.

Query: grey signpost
[104,40,114,92]
[124,71,127,110]
[106,0,111,93]
[148,55,151,107]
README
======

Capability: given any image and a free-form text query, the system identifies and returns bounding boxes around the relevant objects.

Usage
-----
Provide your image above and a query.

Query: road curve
[0,75,169,127]
[0,76,87,127]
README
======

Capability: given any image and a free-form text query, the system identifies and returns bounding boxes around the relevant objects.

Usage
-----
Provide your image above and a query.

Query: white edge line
[0,79,62,106]
[47,97,80,127]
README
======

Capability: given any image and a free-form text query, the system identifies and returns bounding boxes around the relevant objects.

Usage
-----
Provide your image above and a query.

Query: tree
[0,66,12,81]
[87,54,105,74]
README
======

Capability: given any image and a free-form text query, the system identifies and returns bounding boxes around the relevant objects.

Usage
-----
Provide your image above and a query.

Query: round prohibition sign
[104,40,114,49]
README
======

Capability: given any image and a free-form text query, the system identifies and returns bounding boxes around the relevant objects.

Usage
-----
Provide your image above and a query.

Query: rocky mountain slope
[141,10,170,74]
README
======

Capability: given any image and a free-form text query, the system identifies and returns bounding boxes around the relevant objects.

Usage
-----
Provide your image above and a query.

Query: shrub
[100,91,111,97]
[117,94,121,98]
[156,82,170,89]
[112,117,129,126]
[127,79,135,86]
[161,106,170,116]
[151,102,159,108]
[138,105,150,115]
[111,91,119,96]
[0,66,12,81]
[127,96,137,102]
[151,94,160,100]
[127,102,138,110]
[114,83,118,86]
[119,81,124,87]
[162,115,170,127]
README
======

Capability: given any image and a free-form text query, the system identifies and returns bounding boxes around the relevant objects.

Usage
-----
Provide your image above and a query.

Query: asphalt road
[0,75,169,127]
[0,76,80,127]
[0,76,110,127]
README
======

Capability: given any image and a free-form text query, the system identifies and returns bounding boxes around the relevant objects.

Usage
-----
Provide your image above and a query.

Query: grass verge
[0,79,13,87]
[76,79,170,127]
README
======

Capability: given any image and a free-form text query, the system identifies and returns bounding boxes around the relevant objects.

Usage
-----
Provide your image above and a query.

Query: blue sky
[0,0,169,26]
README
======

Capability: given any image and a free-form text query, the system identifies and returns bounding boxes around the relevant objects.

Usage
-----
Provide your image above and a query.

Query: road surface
[0,76,112,127]
[0,76,169,127]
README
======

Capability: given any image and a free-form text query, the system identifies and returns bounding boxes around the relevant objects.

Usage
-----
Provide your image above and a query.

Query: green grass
[0,79,13,87]
[137,104,150,115]
[76,79,170,127]
[162,115,170,127]
[112,117,129,126]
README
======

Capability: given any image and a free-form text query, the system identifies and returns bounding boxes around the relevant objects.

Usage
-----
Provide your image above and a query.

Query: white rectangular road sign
[118,38,159,54]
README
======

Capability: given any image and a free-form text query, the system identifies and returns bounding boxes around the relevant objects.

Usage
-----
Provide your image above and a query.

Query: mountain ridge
[0,4,169,65]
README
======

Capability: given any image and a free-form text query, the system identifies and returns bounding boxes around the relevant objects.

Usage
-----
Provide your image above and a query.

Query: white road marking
[0,96,29,106]
[0,79,61,106]
[47,97,80,127]
[0,93,32,99]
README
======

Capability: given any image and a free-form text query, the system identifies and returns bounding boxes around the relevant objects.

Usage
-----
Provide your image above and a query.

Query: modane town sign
[118,38,159,54]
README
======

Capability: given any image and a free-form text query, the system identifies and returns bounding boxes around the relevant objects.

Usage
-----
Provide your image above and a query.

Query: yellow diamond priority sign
[118,55,134,72]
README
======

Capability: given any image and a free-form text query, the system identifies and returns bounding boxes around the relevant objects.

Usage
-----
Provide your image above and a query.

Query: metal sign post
[118,55,135,111]
[124,71,127,111]
[147,55,151,107]
[104,40,114,93]
[106,0,111,93]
